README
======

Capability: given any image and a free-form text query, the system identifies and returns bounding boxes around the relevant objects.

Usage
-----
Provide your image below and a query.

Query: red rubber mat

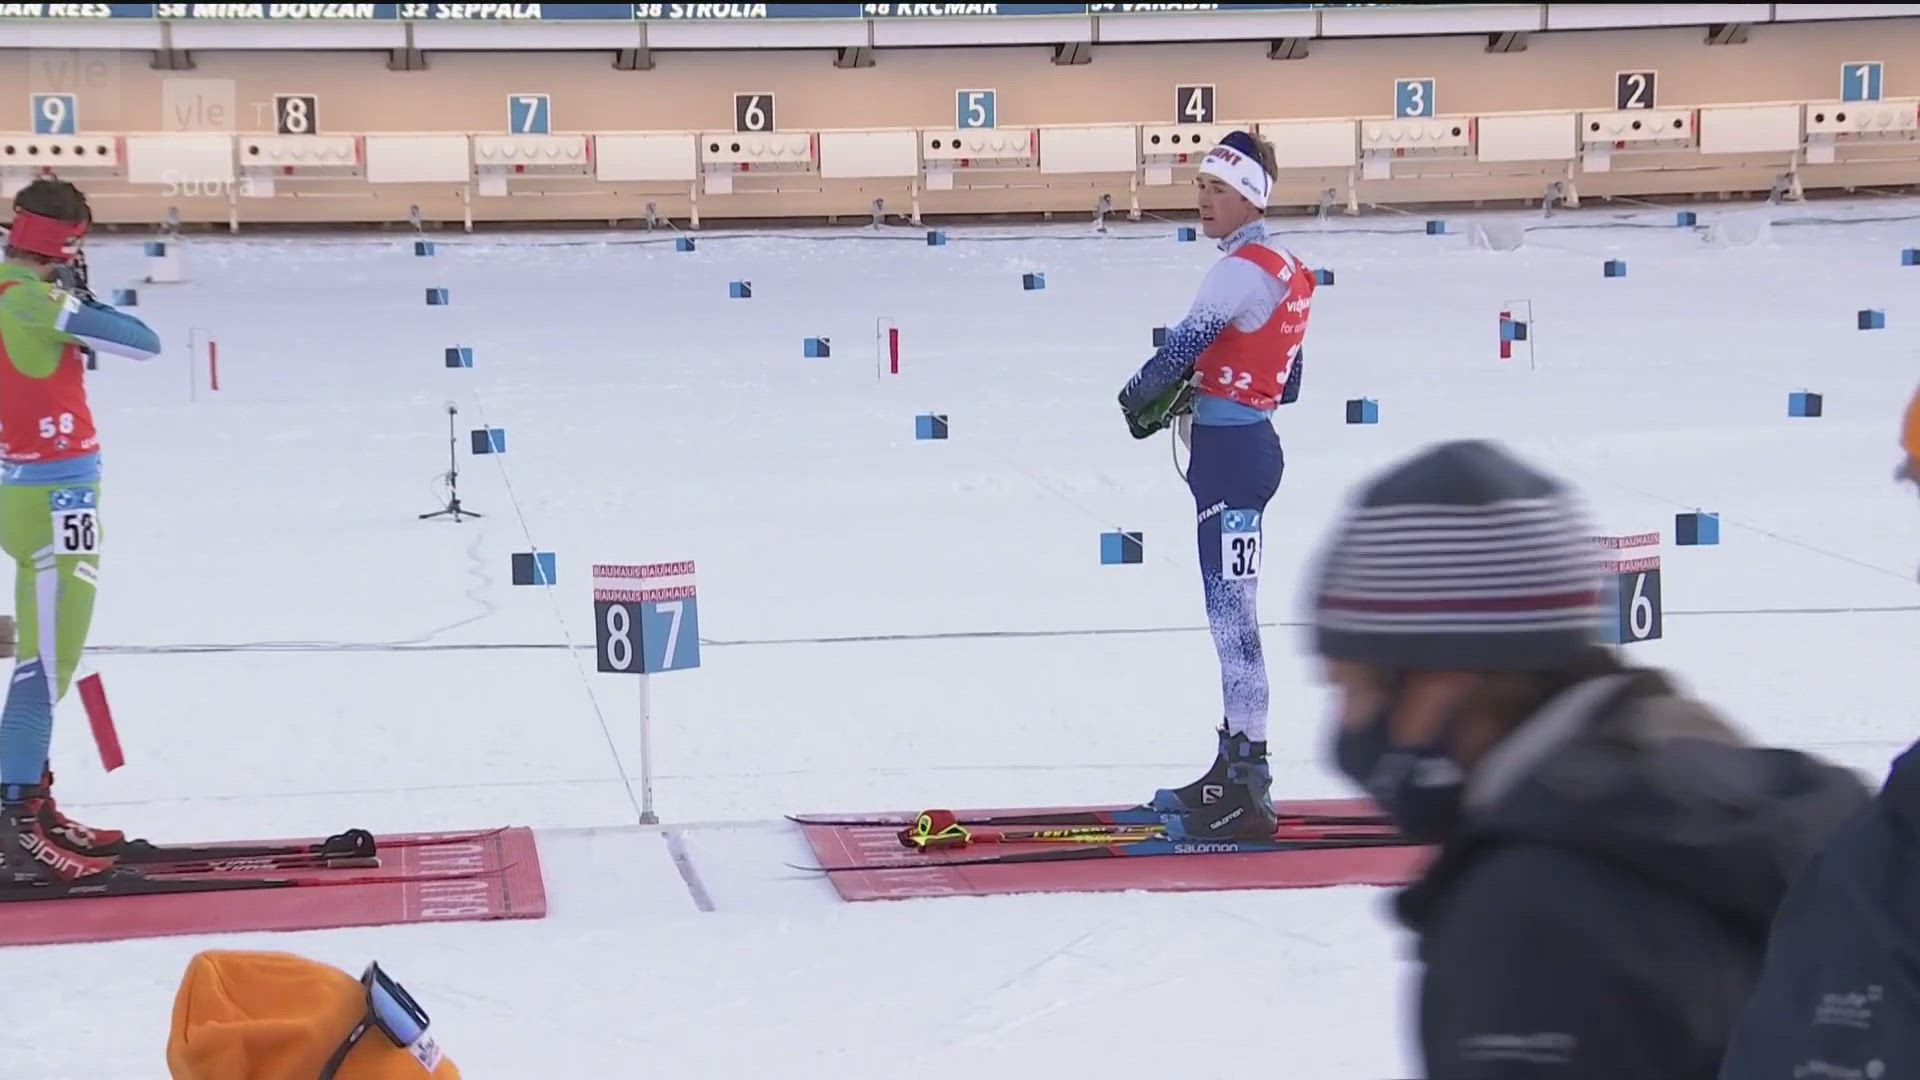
[0,826,546,947]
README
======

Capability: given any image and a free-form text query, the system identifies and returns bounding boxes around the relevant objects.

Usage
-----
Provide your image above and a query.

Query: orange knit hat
[1903,382,1920,465]
[168,951,460,1080]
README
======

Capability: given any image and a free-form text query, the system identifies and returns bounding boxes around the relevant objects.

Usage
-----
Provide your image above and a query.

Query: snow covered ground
[5,194,1918,1079]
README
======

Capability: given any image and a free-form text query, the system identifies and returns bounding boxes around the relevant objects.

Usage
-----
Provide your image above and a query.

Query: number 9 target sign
[594,561,702,675]
[31,94,76,136]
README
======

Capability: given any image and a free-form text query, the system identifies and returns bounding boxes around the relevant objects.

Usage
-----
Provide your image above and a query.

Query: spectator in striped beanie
[1308,438,1868,1080]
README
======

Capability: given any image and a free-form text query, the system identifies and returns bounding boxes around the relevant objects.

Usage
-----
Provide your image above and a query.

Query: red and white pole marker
[188,327,219,400]
[78,671,123,772]
[876,317,899,379]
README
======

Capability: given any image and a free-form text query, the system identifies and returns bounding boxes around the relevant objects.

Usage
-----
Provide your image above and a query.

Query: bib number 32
[49,488,99,556]
[1220,508,1261,581]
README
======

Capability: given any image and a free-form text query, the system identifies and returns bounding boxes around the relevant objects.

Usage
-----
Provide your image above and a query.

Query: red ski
[0,862,518,904]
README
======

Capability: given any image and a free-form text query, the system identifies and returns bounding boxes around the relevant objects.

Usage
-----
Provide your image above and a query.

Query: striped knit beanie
[1310,440,1606,672]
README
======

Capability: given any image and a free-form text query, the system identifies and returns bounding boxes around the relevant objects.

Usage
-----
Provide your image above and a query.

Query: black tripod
[421,403,481,522]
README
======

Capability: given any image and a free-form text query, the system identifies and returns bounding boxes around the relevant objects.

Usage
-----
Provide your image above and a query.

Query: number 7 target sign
[595,562,702,675]
[592,561,697,826]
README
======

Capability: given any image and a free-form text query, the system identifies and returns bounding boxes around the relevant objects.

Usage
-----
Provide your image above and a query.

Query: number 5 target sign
[594,560,701,825]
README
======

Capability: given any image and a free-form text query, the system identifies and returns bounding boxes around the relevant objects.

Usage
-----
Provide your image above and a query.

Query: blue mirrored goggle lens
[364,965,430,1047]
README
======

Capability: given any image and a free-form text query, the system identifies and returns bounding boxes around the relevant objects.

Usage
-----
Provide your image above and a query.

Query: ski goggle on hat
[318,962,444,1080]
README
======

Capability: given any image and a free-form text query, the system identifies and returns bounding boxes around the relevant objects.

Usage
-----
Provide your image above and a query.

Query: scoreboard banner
[0,3,1400,21]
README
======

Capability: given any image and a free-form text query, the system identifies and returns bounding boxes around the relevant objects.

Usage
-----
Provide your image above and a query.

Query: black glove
[1122,392,1158,440]
[1119,378,1194,440]
[50,254,94,302]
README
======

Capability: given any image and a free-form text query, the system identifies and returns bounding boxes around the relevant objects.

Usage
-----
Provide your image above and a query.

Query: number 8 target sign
[593,560,698,825]
[594,561,701,675]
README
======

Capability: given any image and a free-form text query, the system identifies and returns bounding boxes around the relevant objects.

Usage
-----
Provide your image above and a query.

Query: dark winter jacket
[1394,667,1870,1080]
[1717,737,1920,1079]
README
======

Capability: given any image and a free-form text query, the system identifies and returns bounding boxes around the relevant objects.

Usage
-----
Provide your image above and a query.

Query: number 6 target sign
[593,560,701,825]
[1593,533,1663,645]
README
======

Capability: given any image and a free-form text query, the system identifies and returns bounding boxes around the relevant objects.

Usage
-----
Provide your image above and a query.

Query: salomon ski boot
[1147,725,1233,814]
[1164,733,1280,841]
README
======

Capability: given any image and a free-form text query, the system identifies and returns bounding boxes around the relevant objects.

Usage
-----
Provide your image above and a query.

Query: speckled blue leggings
[1187,419,1284,742]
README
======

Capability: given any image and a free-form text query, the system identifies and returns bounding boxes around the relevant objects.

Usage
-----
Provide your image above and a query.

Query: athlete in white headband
[1117,129,1321,841]
[1194,132,1274,223]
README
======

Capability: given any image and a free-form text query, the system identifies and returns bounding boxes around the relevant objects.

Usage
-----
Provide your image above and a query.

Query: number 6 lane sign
[1595,533,1662,645]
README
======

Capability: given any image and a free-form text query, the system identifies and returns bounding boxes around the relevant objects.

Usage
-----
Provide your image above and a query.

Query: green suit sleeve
[0,280,81,379]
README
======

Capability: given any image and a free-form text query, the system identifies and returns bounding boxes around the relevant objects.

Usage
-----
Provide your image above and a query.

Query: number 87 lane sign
[595,562,701,675]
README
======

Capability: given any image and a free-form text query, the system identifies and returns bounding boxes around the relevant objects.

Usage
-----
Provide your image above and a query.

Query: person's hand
[1120,378,1194,440]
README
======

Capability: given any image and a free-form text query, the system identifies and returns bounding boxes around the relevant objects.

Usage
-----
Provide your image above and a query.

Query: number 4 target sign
[594,560,702,825]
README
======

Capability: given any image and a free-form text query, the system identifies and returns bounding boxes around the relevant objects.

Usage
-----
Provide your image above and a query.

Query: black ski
[111,827,377,866]
[790,830,1416,874]
[789,807,1393,830]
[105,825,509,867]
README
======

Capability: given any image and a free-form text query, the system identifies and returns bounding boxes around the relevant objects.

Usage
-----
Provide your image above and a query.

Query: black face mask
[1332,684,1470,845]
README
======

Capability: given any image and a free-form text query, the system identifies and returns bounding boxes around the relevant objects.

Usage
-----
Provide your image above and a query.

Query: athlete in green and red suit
[0,178,159,885]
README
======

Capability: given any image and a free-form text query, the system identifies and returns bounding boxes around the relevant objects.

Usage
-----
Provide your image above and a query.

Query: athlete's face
[1196,176,1259,239]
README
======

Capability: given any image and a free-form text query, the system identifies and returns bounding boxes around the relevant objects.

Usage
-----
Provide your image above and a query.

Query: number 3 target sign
[595,561,701,675]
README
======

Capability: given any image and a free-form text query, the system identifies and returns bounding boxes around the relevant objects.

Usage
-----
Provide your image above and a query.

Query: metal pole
[638,672,657,824]
[187,327,202,403]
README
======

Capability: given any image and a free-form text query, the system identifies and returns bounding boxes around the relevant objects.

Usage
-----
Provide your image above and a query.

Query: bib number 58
[56,509,98,555]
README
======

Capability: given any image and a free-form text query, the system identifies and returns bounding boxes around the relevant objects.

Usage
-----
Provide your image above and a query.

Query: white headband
[1196,142,1271,209]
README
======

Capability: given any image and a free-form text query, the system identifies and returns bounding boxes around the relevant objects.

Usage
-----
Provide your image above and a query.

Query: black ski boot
[1164,733,1280,841]
[1147,724,1233,814]
[1,785,117,886]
